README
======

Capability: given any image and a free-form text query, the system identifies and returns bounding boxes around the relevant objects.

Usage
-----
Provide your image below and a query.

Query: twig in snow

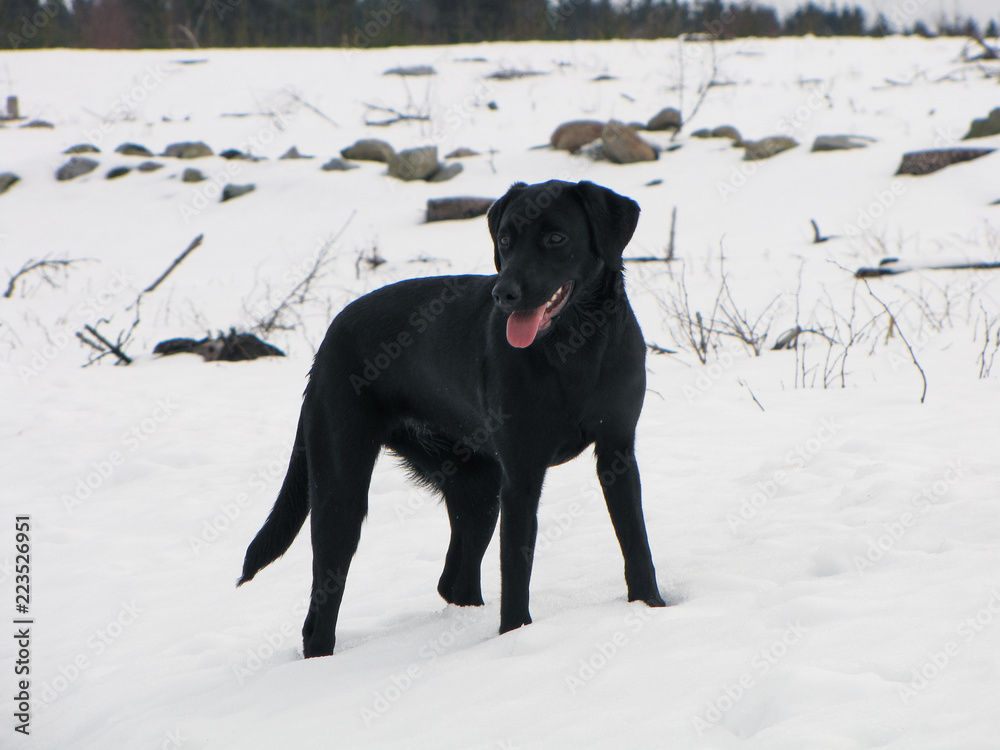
[4,257,91,298]
[285,90,340,128]
[82,324,133,365]
[143,234,204,294]
[861,279,927,403]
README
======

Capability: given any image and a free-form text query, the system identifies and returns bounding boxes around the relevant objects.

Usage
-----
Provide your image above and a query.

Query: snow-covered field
[2,37,1000,749]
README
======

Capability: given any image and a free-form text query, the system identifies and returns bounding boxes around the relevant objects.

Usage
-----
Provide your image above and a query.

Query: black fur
[239,180,665,658]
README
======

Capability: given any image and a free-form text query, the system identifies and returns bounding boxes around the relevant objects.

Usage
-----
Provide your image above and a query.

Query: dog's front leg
[497,468,547,634]
[595,441,666,608]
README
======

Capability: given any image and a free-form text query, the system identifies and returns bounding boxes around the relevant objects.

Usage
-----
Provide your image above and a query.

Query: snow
[2,37,1000,748]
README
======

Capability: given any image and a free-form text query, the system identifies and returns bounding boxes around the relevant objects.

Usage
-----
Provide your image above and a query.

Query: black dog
[239,180,665,658]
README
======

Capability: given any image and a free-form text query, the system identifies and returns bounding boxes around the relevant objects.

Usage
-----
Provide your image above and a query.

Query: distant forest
[3,0,998,50]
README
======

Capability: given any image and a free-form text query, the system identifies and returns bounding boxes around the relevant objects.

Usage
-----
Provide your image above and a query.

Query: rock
[691,129,712,138]
[64,144,100,154]
[21,120,54,129]
[0,173,19,195]
[163,141,213,159]
[602,121,658,164]
[116,143,153,157]
[550,120,605,153]
[578,141,606,161]
[106,167,131,179]
[340,139,395,163]
[384,65,436,76]
[428,162,463,182]
[154,330,284,361]
[136,161,164,172]
[220,149,254,160]
[895,148,994,176]
[963,108,1000,140]
[182,168,206,182]
[446,147,480,159]
[743,136,798,161]
[426,197,495,223]
[56,157,99,181]
[711,125,742,142]
[388,146,439,181]
[221,183,255,202]
[321,158,359,172]
[811,135,876,151]
[279,146,312,160]
[646,107,682,131]
[488,69,546,80]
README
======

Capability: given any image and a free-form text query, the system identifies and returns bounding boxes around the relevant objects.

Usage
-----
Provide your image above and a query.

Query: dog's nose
[492,279,521,308]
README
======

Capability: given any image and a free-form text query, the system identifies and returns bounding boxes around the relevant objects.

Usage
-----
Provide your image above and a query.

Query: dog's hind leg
[387,432,501,607]
[437,456,501,606]
[301,413,382,658]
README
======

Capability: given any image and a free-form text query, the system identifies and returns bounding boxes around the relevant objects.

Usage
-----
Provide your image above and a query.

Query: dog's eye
[546,233,567,246]
[498,235,511,248]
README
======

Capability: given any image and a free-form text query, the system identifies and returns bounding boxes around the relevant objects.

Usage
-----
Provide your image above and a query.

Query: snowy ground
[2,37,1000,749]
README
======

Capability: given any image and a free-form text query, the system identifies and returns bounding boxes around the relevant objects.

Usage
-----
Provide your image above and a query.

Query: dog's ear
[574,181,640,268]
[487,182,527,271]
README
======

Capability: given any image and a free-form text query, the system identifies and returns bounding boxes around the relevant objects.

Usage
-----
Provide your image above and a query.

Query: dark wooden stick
[856,260,1000,278]
[83,324,133,365]
[144,234,203,294]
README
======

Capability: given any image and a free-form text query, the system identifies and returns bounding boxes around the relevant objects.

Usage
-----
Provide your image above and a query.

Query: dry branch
[363,103,430,127]
[82,324,133,365]
[4,257,91,298]
[285,90,340,128]
[862,279,927,403]
[144,234,204,294]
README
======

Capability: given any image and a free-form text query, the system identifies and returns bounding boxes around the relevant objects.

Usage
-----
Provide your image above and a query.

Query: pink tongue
[506,305,547,348]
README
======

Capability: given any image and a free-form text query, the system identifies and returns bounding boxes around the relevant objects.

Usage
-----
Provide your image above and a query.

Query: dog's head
[487,180,640,348]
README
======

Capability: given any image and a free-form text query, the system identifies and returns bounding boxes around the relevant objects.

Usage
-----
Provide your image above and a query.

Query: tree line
[3,0,996,50]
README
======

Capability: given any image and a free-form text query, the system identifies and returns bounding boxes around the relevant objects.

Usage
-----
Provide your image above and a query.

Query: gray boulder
[602,121,658,163]
[428,162,463,182]
[279,146,312,160]
[116,143,154,157]
[65,144,100,154]
[646,107,681,131]
[163,141,213,159]
[321,158,359,172]
[896,148,994,176]
[0,173,19,195]
[56,157,99,181]
[384,65,436,76]
[389,146,439,181]
[106,167,131,179]
[712,125,742,143]
[427,197,495,223]
[182,168,206,182]
[550,120,604,153]
[963,108,1000,140]
[341,139,395,163]
[221,184,255,201]
[811,135,876,152]
[743,136,797,161]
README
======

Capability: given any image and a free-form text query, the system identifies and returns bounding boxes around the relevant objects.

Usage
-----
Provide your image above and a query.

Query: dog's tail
[238,417,309,586]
